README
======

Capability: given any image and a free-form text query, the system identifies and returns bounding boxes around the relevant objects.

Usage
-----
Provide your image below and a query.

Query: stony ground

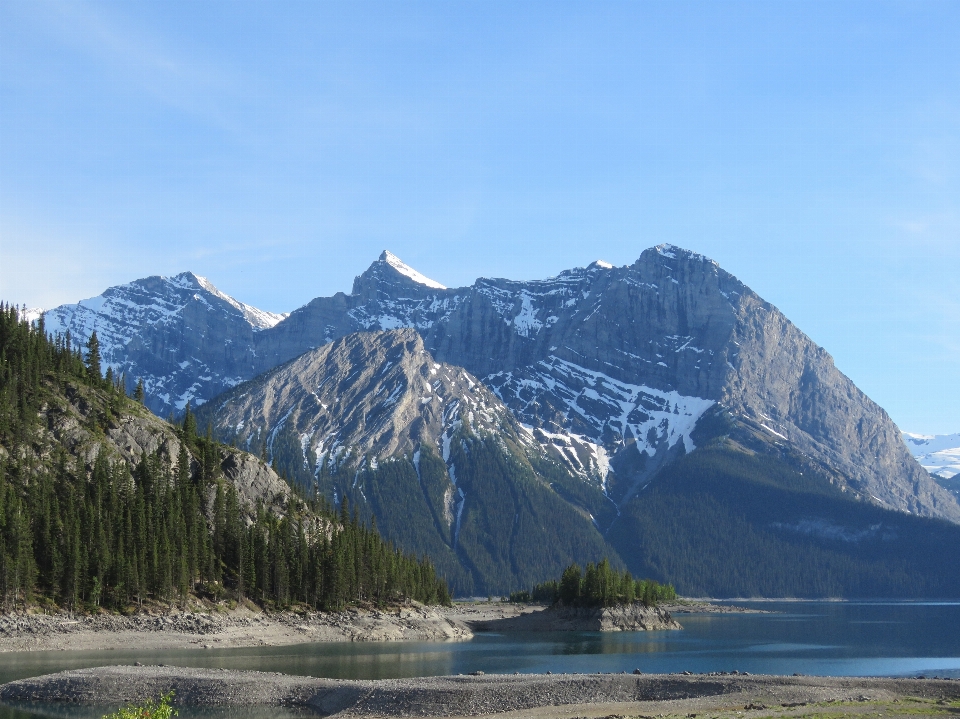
[2,601,706,653]
[2,666,959,718]
[0,602,479,652]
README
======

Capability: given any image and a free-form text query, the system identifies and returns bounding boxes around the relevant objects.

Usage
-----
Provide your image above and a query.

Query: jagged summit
[206,328,519,467]
[42,272,287,416]
[379,250,447,290]
[648,243,718,265]
[350,251,449,298]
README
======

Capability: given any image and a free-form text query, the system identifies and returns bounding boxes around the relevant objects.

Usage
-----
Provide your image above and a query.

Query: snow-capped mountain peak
[903,431,960,479]
[41,271,291,415]
[380,251,447,290]
[652,243,718,266]
[191,274,287,330]
[22,307,44,324]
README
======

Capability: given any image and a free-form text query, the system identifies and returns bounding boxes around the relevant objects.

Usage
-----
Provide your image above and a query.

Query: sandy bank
[2,665,959,718]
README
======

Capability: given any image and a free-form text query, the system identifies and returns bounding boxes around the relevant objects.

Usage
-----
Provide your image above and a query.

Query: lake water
[2,601,959,718]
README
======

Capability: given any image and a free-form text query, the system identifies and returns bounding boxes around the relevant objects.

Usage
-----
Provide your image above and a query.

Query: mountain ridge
[37,247,960,526]
[196,329,618,595]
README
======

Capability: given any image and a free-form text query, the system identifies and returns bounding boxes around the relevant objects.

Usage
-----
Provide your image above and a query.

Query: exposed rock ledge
[466,603,681,632]
[2,665,959,717]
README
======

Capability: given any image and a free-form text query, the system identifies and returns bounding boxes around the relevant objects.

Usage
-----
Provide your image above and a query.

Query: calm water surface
[2,601,959,718]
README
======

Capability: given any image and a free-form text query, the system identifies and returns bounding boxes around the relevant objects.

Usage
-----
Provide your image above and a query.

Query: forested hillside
[607,445,960,598]
[0,304,449,611]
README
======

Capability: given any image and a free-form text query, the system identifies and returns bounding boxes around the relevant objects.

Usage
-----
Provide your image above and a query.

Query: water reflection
[0,601,958,719]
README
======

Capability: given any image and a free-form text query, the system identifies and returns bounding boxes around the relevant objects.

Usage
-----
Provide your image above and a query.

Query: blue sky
[0,0,957,434]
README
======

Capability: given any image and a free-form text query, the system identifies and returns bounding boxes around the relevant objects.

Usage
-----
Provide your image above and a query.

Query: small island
[468,560,682,632]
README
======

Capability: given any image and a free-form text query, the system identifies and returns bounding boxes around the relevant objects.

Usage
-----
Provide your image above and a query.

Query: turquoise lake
[2,601,959,718]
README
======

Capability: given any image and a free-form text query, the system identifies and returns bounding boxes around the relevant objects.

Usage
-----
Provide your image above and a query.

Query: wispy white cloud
[11,0,241,133]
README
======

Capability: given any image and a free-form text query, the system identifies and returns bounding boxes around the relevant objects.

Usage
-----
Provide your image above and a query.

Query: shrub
[101,691,177,719]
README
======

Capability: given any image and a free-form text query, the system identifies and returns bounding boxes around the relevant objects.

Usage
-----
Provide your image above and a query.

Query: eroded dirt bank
[2,665,959,718]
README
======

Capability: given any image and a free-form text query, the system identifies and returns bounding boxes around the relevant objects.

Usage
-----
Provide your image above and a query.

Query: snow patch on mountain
[21,308,44,324]
[903,432,960,479]
[487,357,714,478]
[520,423,611,491]
[512,292,543,337]
[194,275,287,329]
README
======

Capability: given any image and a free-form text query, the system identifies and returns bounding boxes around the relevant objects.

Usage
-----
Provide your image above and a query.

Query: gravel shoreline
[0,604,476,653]
[0,600,727,653]
[0,600,763,652]
[2,665,959,718]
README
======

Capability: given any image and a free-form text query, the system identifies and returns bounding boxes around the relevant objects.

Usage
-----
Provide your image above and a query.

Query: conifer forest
[0,304,450,612]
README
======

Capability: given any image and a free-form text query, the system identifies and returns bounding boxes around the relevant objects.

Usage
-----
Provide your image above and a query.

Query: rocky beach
[0,603,476,653]
[2,665,959,718]
[0,601,705,653]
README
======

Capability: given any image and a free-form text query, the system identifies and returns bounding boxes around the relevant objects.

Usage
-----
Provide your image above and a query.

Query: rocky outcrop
[469,603,681,632]
[26,377,292,520]
[0,605,472,652]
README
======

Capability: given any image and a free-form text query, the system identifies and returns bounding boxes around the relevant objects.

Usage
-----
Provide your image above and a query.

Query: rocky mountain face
[206,328,519,464]
[196,329,615,595]
[40,248,960,530]
[42,272,286,420]
[8,365,294,522]
[254,247,959,523]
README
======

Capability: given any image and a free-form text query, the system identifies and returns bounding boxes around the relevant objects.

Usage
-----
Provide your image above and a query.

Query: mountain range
[37,246,960,596]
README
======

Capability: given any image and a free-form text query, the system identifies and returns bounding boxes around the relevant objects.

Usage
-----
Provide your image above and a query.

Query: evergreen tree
[85,331,102,382]
[0,304,452,612]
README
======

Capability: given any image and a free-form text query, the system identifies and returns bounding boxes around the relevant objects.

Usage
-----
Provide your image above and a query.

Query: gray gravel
[3,665,960,717]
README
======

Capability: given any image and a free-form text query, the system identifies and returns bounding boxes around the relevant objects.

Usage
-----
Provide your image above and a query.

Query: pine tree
[85,332,102,382]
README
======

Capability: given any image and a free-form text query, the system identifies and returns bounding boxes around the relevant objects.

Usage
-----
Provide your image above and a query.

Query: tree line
[509,559,677,607]
[0,303,450,611]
